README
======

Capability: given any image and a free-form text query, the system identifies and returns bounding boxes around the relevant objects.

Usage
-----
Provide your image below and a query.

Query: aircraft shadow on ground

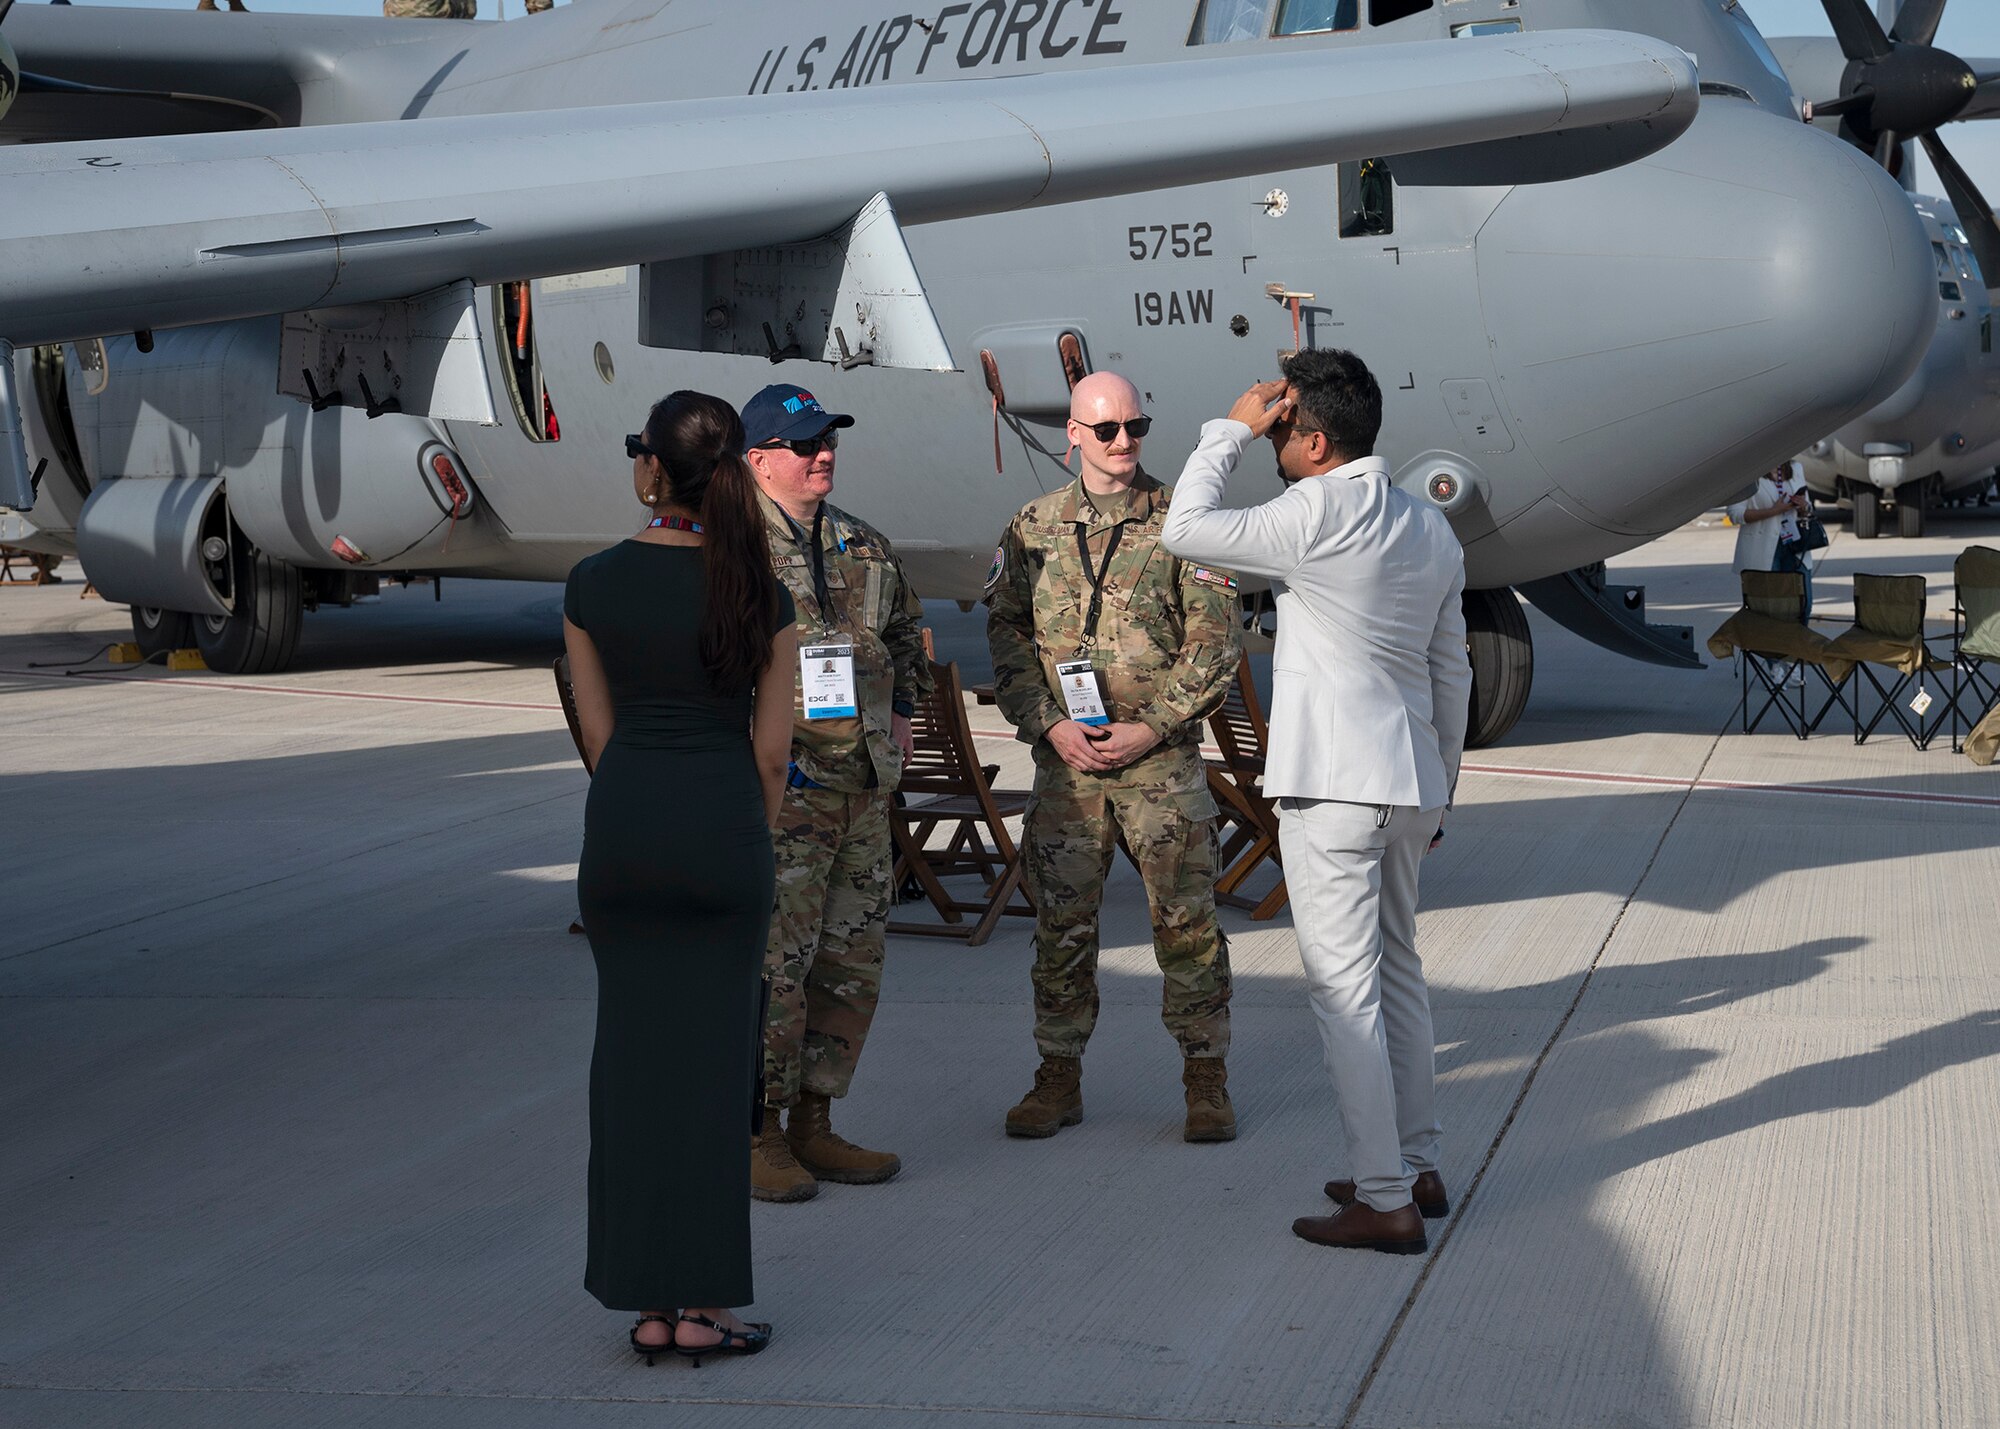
[5,699,1997,1422]
[10,913,1994,1424]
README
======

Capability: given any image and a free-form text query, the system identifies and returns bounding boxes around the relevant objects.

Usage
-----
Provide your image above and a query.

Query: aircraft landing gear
[193,537,302,675]
[1464,586,1533,749]
[1897,486,1926,539]
[1851,486,1880,540]
[130,606,192,660]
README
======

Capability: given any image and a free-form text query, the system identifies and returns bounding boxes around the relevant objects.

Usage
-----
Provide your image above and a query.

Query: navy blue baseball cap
[741,384,855,448]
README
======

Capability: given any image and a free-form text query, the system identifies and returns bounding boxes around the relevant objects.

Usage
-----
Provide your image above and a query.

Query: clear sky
[23,0,2000,206]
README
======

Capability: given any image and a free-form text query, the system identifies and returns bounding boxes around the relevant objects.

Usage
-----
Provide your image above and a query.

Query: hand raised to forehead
[1228,380,1292,436]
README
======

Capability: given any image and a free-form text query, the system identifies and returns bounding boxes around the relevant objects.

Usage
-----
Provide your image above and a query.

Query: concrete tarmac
[3,512,1996,1428]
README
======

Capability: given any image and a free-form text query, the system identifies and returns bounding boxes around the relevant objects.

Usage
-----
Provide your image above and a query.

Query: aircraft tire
[1464,586,1533,749]
[1897,492,1925,539]
[130,607,193,660]
[193,541,302,675]
[1852,487,1880,540]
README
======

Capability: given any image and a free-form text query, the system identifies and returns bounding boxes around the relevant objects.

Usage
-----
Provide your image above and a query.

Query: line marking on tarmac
[11,668,1996,810]
[6,667,564,712]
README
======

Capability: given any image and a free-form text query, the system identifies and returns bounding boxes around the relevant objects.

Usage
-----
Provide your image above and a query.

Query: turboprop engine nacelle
[68,319,492,614]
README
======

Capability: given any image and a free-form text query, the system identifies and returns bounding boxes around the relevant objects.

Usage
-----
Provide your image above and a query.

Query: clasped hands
[1046,718,1160,773]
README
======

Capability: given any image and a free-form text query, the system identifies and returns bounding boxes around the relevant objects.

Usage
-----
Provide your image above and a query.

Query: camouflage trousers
[382,0,475,15]
[762,784,891,1106]
[1022,742,1231,1060]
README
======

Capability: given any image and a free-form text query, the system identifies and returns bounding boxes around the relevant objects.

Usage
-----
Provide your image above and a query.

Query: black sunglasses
[755,431,839,457]
[625,433,660,461]
[1077,417,1152,442]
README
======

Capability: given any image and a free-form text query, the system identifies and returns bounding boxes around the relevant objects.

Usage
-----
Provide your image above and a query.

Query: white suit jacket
[1161,420,1472,810]
[1726,463,1804,574]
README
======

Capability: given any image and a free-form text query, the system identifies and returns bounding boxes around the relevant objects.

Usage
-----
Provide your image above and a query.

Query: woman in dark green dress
[562,391,797,1362]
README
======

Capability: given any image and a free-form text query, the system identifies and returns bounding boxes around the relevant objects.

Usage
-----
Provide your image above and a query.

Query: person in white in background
[1159,349,1471,1256]
[1729,461,1814,612]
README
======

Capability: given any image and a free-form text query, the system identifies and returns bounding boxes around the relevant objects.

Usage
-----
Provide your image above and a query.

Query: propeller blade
[1820,0,1895,64]
[1919,129,2000,289]
[1807,91,1872,118]
[1890,0,1948,49]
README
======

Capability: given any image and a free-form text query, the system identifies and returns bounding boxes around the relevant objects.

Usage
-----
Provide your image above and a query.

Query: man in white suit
[1160,349,1471,1255]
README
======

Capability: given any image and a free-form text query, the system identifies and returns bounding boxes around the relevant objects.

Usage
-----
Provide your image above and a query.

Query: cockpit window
[1190,0,1424,42]
[1276,0,1359,35]
[1189,0,1272,44]
[1452,19,1521,37]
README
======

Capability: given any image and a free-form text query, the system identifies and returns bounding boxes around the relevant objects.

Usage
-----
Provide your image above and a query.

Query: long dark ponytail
[642,391,780,692]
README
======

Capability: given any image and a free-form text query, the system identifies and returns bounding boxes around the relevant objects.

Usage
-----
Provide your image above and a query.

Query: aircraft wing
[1958,62,2000,123]
[0,6,455,143]
[0,30,1696,349]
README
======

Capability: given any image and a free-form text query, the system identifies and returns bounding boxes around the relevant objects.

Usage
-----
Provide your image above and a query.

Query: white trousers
[1278,798,1442,1212]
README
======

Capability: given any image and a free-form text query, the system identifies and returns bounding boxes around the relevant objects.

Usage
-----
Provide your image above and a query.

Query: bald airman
[985,372,1241,1143]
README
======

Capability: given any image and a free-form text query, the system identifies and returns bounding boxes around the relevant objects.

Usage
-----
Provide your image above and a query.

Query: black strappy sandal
[674,1311,772,1366]
[629,1313,676,1366]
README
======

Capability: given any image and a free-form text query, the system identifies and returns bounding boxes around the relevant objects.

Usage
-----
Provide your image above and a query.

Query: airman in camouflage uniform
[742,383,932,1204]
[986,371,1241,1143]
[383,0,475,16]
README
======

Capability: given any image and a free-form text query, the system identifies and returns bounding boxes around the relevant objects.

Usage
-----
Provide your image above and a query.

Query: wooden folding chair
[888,656,1035,946]
[1205,655,1287,921]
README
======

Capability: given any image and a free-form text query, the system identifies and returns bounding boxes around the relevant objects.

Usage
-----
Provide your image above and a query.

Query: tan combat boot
[1182,1058,1237,1142]
[751,1111,819,1203]
[1004,1055,1083,1138]
[785,1090,902,1185]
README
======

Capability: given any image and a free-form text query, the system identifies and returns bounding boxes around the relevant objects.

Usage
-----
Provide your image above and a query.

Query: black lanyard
[784,508,834,627]
[1072,519,1123,648]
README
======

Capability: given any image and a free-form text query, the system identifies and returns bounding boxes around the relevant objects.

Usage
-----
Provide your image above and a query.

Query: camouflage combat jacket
[763,492,931,793]
[986,473,1239,759]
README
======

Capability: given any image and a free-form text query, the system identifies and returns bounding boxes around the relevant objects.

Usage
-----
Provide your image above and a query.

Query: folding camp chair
[1205,654,1287,919]
[887,656,1035,946]
[1942,546,2000,754]
[1713,571,1848,739]
[1824,573,1948,748]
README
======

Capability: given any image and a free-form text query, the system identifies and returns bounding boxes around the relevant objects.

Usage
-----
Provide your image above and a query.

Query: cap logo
[781,391,826,416]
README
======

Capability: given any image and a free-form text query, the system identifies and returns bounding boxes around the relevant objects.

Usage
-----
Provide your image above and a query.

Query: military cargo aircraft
[0,0,1940,745]
[1766,0,2000,538]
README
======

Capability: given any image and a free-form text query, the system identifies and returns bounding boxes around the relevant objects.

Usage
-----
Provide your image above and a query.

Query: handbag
[749,975,773,1134]
[1790,508,1830,553]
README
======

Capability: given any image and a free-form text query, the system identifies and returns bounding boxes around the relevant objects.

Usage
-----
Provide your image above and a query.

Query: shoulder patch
[1191,567,1239,590]
[984,545,1006,591]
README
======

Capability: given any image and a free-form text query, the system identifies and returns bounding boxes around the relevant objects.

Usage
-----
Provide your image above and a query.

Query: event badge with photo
[802,642,858,719]
[1054,658,1110,727]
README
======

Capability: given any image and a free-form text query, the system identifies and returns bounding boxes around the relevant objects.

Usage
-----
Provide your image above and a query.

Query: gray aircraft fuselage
[1796,197,2000,515]
[11,0,1936,615]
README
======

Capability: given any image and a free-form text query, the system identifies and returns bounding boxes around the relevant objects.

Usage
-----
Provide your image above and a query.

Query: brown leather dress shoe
[1324,1169,1450,1219]
[1292,1200,1428,1255]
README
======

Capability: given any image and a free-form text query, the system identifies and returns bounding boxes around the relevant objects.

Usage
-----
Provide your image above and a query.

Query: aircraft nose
[1472,99,1933,539]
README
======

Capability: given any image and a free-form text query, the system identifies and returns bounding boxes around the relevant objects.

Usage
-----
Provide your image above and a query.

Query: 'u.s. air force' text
[747,1,1127,95]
